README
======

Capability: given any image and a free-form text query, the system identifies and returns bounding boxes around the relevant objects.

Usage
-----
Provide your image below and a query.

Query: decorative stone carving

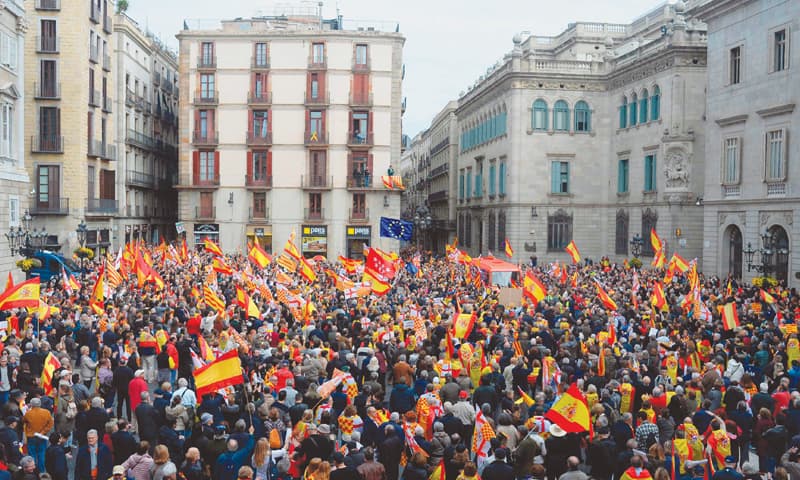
[16,16,28,35]
[719,213,728,226]
[785,211,794,226]
[760,212,770,226]
[664,149,690,189]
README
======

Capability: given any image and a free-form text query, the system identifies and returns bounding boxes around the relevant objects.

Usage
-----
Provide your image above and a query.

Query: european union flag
[380,217,413,241]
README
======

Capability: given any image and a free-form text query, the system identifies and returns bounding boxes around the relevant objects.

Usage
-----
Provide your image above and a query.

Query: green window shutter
[551,161,560,193]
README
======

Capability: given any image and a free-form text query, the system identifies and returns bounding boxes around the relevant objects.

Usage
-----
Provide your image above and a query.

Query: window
[251,151,269,181]
[40,19,57,52]
[37,165,60,207]
[466,170,472,198]
[773,29,788,72]
[639,90,648,124]
[309,193,322,217]
[722,137,740,184]
[253,72,267,97]
[198,192,214,219]
[458,172,464,199]
[309,110,323,136]
[765,129,787,181]
[309,150,326,182]
[355,44,368,66]
[198,110,210,135]
[615,210,629,255]
[644,154,657,192]
[40,59,57,97]
[310,73,319,99]
[619,97,628,129]
[352,193,366,214]
[553,100,569,131]
[730,46,741,84]
[351,112,368,142]
[252,111,269,136]
[498,162,506,195]
[8,197,18,228]
[641,209,658,256]
[497,211,506,253]
[253,192,267,218]
[547,209,572,251]
[200,42,214,65]
[0,33,18,70]
[487,212,496,252]
[574,101,590,132]
[618,159,629,193]
[200,74,214,99]
[551,161,569,194]
[489,163,496,196]
[39,106,60,150]
[629,94,638,125]
[87,165,95,199]
[312,43,325,64]
[0,102,12,159]
[254,42,268,67]
[650,86,660,121]
[199,151,215,182]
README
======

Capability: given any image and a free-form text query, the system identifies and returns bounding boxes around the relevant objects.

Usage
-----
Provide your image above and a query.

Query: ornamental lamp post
[413,205,432,250]
[76,220,88,274]
[630,233,643,259]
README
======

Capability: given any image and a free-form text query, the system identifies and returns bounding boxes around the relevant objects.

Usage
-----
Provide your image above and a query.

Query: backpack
[269,428,282,449]
[643,430,658,449]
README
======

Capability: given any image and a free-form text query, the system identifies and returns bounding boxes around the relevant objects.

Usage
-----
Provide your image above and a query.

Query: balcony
[304,90,330,106]
[31,135,63,154]
[86,198,118,216]
[103,144,117,161]
[347,131,373,147]
[35,0,60,10]
[245,174,272,189]
[36,36,59,54]
[89,89,101,108]
[249,207,270,222]
[251,56,270,69]
[140,99,151,115]
[767,182,787,197]
[176,174,219,189]
[247,90,272,105]
[127,170,155,188]
[304,208,325,221]
[246,130,272,146]
[89,4,101,23]
[89,45,99,63]
[301,174,332,190]
[153,72,161,86]
[349,208,369,223]
[722,184,740,198]
[126,129,156,150]
[193,90,218,105]
[103,54,111,72]
[34,82,60,100]
[304,130,328,146]
[162,81,173,94]
[195,206,216,220]
[429,190,448,203]
[102,96,112,113]
[349,92,373,107]
[308,56,327,70]
[197,55,216,69]
[103,15,112,34]
[192,131,219,146]
[352,60,371,72]
[30,197,68,215]
[125,89,135,108]
[347,176,373,190]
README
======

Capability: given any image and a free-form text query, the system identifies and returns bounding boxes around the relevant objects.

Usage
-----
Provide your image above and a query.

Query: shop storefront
[193,223,219,247]
[246,225,273,253]
[346,225,371,260]
[301,225,327,258]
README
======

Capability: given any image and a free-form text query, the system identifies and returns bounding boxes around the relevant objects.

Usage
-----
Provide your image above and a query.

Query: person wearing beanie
[22,396,53,472]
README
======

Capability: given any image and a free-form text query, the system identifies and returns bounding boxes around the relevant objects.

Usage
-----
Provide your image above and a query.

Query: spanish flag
[760,289,777,305]
[338,256,362,274]
[650,228,663,255]
[452,310,476,340]
[597,348,606,377]
[212,257,233,275]
[193,350,244,397]
[203,238,223,257]
[89,265,105,315]
[504,239,514,259]
[523,271,547,304]
[203,285,226,314]
[198,335,216,362]
[721,302,739,330]
[515,386,535,407]
[298,256,318,283]
[428,459,445,480]
[248,241,272,269]
[669,253,690,273]
[41,352,61,396]
[594,281,618,311]
[620,466,653,480]
[4,273,11,291]
[544,383,591,435]
[651,281,667,310]
[283,231,302,260]
[0,278,40,310]
[652,249,666,268]
[565,240,581,264]
[362,270,391,296]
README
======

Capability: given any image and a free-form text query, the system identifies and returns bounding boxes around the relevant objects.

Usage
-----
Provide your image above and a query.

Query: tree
[117,0,129,13]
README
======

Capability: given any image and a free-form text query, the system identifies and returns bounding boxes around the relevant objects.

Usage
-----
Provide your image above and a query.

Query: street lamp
[744,228,790,275]
[5,210,46,257]
[413,205,432,250]
[630,234,644,258]
[76,220,88,248]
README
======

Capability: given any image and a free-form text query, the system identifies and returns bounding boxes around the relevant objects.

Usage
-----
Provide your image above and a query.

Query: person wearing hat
[481,447,514,480]
[22,396,53,471]
[546,424,581,480]
[110,464,126,480]
[0,415,21,465]
[712,456,744,480]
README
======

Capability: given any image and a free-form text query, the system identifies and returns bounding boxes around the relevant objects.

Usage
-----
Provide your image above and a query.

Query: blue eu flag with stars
[380,217,413,241]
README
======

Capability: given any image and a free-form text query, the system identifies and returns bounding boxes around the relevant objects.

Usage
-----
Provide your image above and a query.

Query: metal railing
[349,92,373,106]
[195,206,216,219]
[86,198,118,214]
[35,0,60,10]
[347,131,373,147]
[102,96,112,113]
[192,131,219,145]
[349,208,369,222]
[126,129,156,150]
[304,208,325,221]
[245,174,272,188]
[197,55,216,69]
[347,176,373,189]
[30,197,68,215]
[247,91,272,104]
[34,82,60,99]
[251,56,270,69]
[89,89,101,107]
[249,207,270,221]
[193,90,218,104]
[103,54,111,72]
[304,90,330,105]
[103,144,117,161]
[36,36,59,53]
[352,59,371,72]
[31,135,63,153]
[246,130,272,146]
[307,56,327,69]
[126,170,155,188]
[304,130,328,146]
[177,173,219,188]
[125,89,136,107]
[153,72,161,86]
[301,174,332,189]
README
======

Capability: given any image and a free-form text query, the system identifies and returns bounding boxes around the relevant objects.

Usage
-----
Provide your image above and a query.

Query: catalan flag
[105,260,123,289]
[193,350,244,397]
[203,285,226,314]
[203,238,223,257]
[276,253,298,273]
[721,302,740,330]
[594,281,618,311]
[504,239,514,259]
[0,278,40,310]
[760,289,777,305]
[565,240,581,264]
[523,271,547,305]
[544,383,591,435]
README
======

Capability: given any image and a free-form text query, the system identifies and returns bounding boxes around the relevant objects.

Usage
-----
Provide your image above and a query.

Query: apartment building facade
[114,13,179,245]
[176,16,405,257]
[0,0,28,280]
[691,0,800,286]
[24,0,117,254]
[448,2,708,266]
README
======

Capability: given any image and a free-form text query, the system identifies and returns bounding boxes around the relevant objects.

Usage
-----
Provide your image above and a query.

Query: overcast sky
[127,0,661,136]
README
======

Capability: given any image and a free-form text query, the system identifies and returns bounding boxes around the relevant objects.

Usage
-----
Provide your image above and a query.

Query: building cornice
[687,0,755,24]
[715,114,748,126]
[176,30,405,44]
[756,103,795,118]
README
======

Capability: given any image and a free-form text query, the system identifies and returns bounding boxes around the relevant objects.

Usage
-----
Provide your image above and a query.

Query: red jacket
[128,376,148,412]
[186,315,201,336]
[275,367,294,390]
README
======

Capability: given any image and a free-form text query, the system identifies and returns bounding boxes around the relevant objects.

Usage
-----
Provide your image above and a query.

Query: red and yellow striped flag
[203,285,226,314]
[564,240,581,264]
[203,238,223,257]
[721,302,740,330]
[193,350,244,397]
[760,289,777,305]
[504,239,514,258]
[544,383,591,435]
[594,281,618,311]
[523,271,547,304]
[0,278,40,310]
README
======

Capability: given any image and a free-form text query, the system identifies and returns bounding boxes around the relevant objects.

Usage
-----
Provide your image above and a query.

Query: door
[37,165,59,209]
[40,60,57,97]
[310,151,326,186]
[39,106,59,150]
[725,225,742,279]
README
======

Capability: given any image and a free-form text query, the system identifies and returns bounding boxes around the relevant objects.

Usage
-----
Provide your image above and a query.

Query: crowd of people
[0,240,798,480]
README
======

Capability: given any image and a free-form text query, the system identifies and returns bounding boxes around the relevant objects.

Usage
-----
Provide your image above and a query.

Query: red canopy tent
[470,255,521,287]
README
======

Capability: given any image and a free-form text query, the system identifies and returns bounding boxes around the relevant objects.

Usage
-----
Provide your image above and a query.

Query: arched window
[532,99,548,130]
[620,96,628,129]
[651,85,660,121]
[629,93,638,126]
[639,89,649,124]
[554,100,569,131]
[574,101,591,132]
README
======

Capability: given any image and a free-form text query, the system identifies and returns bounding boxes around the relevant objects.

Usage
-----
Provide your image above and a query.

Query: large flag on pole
[193,350,244,397]
[544,383,592,435]
[0,278,40,311]
[565,240,581,264]
[472,410,496,461]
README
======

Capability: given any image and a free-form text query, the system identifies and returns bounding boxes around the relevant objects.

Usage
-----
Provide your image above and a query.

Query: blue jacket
[214,435,254,480]
[389,383,416,414]
[75,443,113,480]
[45,444,68,480]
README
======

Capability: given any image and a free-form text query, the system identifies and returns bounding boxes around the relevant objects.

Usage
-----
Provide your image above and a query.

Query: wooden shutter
[103,170,115,199]
[305,109,310,136]
[368,112,374,136]
[250,73,255,97]
[192,151,200,184]
[348,111,353,135]
[193,109,200,134]
[267,151,272,178]
[368,154,374,176]
[209,110,215,134]
[246,151,253,178]
[247,110,253,134]
[214,151,220,180]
